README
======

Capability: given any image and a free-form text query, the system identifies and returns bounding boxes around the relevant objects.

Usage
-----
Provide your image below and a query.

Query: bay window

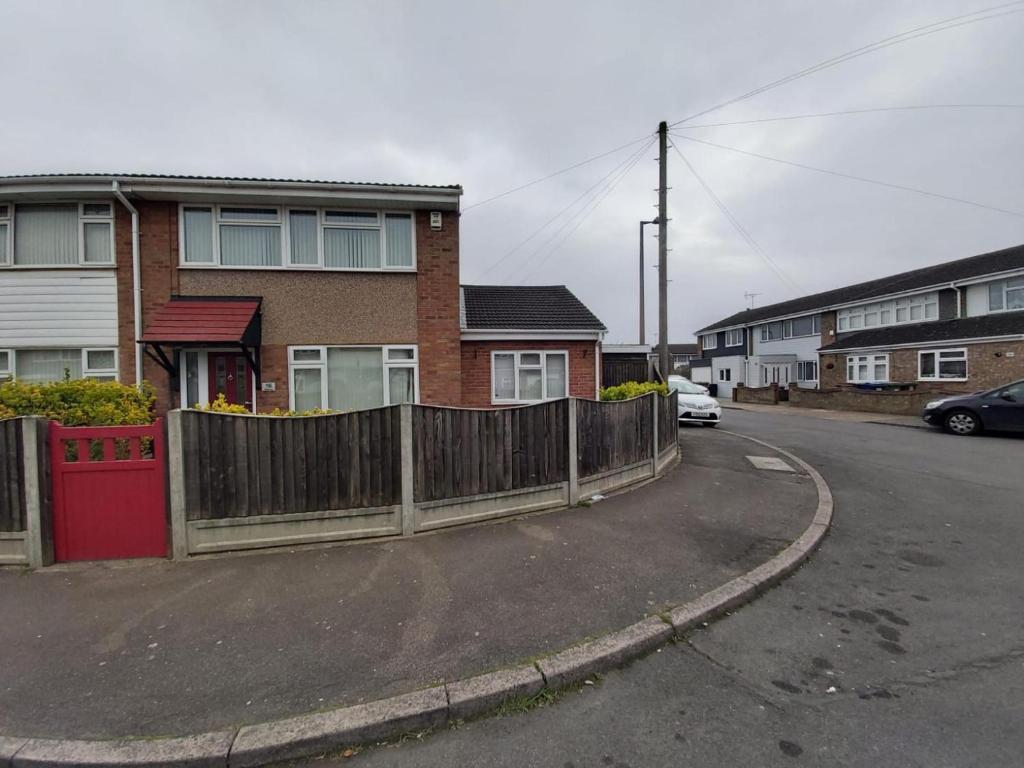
[181,205,415,271]
[288,345,418,412]
[3,203,114,267]
[492,351,568,403]
[846,354,889,383]
[918,348,967,381]
[6,348,118,383]
[988,277,1024,312]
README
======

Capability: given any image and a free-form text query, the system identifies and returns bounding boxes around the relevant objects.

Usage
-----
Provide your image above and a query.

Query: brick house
[0,173,604,412]
[689,244,1024,403]
[460,285,606,407]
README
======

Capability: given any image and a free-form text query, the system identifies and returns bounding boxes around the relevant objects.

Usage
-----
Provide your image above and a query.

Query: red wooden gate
[50,420,168,562]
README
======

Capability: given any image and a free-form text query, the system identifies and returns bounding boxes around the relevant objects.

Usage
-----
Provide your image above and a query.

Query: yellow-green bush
[599,381,669,401]
[0,378,156,425]
[195,395,335,417]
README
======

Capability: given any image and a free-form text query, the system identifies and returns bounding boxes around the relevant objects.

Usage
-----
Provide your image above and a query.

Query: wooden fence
[576,396,654,479]
[413,400,568,503]
[0,418,25,533]
[658,390,679,454]
[178,408,402,521]
[601,358,651,387]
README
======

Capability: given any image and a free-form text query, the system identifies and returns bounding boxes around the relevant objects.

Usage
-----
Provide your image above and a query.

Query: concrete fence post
[650,392,659,478]
[22,417,53,568]
[400,403,415,536]
[567,398,579,506]
[167,410,189,560]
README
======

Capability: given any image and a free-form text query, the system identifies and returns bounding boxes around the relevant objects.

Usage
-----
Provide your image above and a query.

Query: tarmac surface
[0,428,816,740]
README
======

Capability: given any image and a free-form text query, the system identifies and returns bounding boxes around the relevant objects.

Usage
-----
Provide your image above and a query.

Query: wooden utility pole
[657,120,669,379]
[639,219,656,345]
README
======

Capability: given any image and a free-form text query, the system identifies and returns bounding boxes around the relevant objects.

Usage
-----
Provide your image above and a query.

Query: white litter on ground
[746,456,795,472]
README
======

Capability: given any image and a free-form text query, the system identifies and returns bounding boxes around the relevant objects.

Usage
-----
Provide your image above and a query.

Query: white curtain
[327,348,383,411]
[289,211,319,265]
[519,369,543,400]
[15,204,78,265]
[545,354,567,398]
[292,368,323,412]
[385,213,413,267]
[16,349,82,382]
[324,228,380,269]
[388,367,414,404]
[83,222,112,263]
[220,225,282,266]
[493,354,515,399]
[183,208,214,263]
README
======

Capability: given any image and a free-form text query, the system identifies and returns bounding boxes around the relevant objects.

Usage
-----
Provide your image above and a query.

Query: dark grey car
[922,379,1024,435]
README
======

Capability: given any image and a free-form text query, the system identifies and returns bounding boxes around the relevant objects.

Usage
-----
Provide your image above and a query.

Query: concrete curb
[1,432,833,768]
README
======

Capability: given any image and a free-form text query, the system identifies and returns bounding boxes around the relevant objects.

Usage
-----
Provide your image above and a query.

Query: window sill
[178,264,418,274]
[918,377,968,383]
[0,264,116,270]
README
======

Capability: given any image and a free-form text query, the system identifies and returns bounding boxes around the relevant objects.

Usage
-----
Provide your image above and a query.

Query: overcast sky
[2,0,1022,343]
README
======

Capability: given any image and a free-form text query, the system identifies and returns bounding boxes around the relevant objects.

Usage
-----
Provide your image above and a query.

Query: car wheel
[701,422,719,428]
[944,409,981,436]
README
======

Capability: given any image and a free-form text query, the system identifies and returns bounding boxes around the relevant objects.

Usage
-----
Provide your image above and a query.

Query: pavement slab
[0,428,816,740]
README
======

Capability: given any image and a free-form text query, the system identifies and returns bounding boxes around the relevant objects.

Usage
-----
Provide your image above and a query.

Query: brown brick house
[460,285,606,408]
[0,173,605,413]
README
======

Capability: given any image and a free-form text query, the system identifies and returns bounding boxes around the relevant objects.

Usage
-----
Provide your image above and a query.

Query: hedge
[599,381,669,401]
[0,379,156,425]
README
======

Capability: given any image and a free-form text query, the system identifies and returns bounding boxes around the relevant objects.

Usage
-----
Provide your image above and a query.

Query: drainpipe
[112,181,144,388]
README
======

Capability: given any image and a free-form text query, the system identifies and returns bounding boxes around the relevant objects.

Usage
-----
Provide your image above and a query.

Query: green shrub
[599,381,669,401]
[194,395,336,417]
[0,378,156,425]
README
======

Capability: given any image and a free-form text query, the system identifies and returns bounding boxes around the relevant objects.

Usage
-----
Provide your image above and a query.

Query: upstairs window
[8,203,114,267]
[180,205,415,271]
[838,294,937,331]
[725,329,743,347]
[988,277,1024,312]
[701,333,717,350]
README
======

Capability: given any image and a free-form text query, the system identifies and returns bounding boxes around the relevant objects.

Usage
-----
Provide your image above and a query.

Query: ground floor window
[1,348,118,383]
[289,345,418,412]
[918,348,967,381]
[847,353,889,383]
[718,368,732,382]
[796,360,818,382]
[492,350,567,403]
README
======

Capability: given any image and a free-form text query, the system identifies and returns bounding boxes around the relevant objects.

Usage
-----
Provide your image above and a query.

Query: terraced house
[691,244,1024,403]
[0,173,604,412]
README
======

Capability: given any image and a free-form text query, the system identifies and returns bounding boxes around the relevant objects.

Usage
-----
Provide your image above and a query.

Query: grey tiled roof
[819,310,1024,351]
[698,243,1024,333]
[461,285,606,331]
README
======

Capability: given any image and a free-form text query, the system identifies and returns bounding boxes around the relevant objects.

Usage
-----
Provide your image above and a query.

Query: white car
[669,377,722,427]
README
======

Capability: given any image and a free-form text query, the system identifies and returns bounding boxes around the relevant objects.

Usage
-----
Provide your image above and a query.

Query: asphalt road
[346,411,1024,768]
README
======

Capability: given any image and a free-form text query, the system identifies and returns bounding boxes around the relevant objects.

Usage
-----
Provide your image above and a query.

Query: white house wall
[711,355,744,399]
[0,271,118,347]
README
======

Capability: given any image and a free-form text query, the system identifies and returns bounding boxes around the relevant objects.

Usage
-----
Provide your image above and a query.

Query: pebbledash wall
[113,201,463,414]
[460,340,600,408]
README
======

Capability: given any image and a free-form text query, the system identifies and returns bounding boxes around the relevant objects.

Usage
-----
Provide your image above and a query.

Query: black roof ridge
[697,242,1024,333]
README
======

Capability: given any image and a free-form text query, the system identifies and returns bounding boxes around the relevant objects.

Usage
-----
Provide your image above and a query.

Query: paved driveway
[350,412,1024,768]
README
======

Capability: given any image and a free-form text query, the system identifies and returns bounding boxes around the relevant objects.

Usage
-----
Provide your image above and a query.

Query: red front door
[208,352,254,409]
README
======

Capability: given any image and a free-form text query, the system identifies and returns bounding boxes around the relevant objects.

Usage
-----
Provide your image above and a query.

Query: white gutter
[111,181,144,388]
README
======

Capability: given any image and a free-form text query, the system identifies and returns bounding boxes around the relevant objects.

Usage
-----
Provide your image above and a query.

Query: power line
[511,138,655,283]
[671,132,1024,220]
[669,1,1024,128]
[461,133,653,212]
[478,136,657,279]
[674,104,1024,130]
[669,140,802,293]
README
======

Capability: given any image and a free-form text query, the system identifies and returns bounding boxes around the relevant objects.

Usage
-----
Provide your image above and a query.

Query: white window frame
[718,368,731,382]
[287,344,419,411]
[0,203,10,266]
[2,202,115,268]
[918,348,968,382]
[796,360,818,382]
[0,348,11,381]
[82,347,119,380]
[4,347,119,383]
[846,353,890,384]
[491,350,568,405]
[725,329,743,347]
[701,333,717,350]
[837,294,937,332]
[180,205,417,272]
[987,277,1024,313]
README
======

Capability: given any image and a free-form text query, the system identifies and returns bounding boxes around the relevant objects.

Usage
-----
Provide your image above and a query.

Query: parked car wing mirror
[1000,393,1017,403]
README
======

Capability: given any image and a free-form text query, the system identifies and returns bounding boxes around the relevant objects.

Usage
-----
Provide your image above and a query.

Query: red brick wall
[416,212,462,405]
[461,340,600,408]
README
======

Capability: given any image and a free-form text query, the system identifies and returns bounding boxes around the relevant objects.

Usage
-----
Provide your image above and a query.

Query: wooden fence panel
[0,418,26,533]
[658,390,679,453]
[602,359,651,387]
[180,408,401,521]
[412,400,569,503]
[576,395,654,479]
